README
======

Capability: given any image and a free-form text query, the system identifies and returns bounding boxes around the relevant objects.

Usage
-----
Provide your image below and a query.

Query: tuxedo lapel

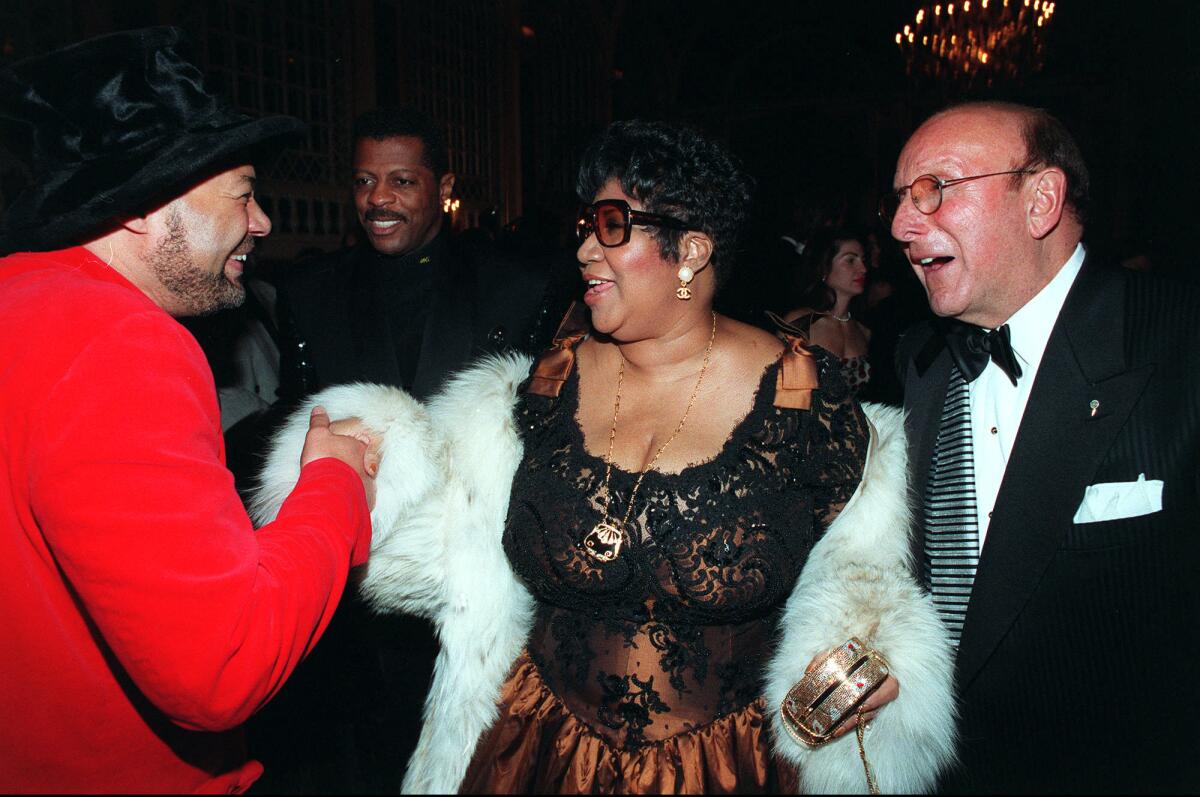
[905,333,954,575]
[956,264,1154,688]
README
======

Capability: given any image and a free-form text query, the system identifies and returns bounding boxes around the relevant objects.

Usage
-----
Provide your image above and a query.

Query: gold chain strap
[598,311,718,531]
[856,712,880,795]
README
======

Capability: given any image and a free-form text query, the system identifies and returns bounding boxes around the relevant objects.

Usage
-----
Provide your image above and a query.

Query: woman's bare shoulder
[719,316,785,368]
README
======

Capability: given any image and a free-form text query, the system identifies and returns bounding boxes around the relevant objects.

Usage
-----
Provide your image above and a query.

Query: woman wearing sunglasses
[254,121,956,794]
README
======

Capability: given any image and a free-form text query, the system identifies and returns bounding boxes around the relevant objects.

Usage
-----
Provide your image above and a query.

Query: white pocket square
[1072,473,1163,524]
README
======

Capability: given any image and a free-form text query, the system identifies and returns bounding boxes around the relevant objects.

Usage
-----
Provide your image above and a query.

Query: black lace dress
[460,347,867,794]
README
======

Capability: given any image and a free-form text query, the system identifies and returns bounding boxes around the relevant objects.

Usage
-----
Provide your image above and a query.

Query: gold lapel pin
[1089,399,1100,417]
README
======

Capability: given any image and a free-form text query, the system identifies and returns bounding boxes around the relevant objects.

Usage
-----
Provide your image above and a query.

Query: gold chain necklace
[582,311,718,563]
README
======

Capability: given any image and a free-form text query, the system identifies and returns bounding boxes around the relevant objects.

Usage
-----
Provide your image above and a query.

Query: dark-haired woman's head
[793,227,869,312]
[576,120,754,292]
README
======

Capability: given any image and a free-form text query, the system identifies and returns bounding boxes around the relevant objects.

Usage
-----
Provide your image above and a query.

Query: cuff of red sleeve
[296,457,372,567]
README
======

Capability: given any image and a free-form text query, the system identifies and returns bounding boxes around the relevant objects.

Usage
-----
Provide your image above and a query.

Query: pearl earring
[676,265,694,300]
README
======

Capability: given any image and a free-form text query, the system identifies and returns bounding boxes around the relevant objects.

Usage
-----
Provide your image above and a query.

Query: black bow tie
[944,322,1023,386]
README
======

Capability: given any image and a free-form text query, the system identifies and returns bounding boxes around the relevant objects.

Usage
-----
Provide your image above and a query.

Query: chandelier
[895,0,1057,86]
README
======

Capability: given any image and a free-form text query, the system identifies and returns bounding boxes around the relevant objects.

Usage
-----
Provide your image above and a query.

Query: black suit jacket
[276,231,566,402]
[899,260,1200,793]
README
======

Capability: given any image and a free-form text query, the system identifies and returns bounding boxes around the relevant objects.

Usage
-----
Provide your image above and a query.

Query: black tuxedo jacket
[899,260,1200,793]
[276,232,566,402]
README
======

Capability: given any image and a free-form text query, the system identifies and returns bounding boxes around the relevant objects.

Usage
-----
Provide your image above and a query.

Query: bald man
[889,102,1200,793]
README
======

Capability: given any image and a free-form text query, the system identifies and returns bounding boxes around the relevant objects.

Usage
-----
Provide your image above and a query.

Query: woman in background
[782,228,872,395]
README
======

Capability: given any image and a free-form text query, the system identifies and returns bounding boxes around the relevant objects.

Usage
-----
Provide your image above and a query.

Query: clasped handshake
[299,406,382,509]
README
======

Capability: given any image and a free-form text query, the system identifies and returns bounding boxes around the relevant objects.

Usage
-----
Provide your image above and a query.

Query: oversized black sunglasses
[576,199,698,247]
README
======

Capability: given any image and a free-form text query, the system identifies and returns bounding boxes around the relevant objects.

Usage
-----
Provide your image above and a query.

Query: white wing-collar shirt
[971,243,1086,549]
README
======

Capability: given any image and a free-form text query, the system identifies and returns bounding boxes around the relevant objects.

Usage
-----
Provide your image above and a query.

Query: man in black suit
[277,107,560,402]
[253,107,565,792]
[889,101,1200,793]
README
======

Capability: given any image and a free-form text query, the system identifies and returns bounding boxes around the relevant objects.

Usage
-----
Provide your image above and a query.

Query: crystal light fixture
[895,0,1056,86]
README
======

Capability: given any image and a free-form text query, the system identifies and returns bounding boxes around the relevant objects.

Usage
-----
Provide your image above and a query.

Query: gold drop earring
[676,265,694,300]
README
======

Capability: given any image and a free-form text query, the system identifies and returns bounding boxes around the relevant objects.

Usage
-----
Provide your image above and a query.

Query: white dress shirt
[970,243,1086,550]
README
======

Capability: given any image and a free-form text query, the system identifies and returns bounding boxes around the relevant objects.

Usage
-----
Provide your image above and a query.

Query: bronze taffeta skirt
[460,652,798,794]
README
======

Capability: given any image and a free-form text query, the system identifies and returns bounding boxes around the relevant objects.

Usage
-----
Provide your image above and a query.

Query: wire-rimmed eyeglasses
[879,169,1036,223]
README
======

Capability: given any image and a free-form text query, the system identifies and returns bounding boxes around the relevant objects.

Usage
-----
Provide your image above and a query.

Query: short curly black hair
[576,120,754,290]
[352,106,449,177]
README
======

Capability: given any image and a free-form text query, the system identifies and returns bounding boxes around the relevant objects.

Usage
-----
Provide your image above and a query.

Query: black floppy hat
[0,26,305,254]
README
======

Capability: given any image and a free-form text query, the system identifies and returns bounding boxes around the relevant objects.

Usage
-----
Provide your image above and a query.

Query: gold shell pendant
[582,520,625,562]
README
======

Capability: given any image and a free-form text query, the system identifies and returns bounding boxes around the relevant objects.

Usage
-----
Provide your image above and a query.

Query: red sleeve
[27,310,371,732]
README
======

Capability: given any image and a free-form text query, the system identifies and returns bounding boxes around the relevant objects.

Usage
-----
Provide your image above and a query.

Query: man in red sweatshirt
[0,27,378,792]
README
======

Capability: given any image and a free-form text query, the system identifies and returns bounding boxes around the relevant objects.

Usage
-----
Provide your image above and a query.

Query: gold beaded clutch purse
[779,638,890,748]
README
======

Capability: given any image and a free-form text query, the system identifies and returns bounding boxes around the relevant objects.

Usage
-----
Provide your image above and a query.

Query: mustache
[365,209,408,223]
[231,237,255,258]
